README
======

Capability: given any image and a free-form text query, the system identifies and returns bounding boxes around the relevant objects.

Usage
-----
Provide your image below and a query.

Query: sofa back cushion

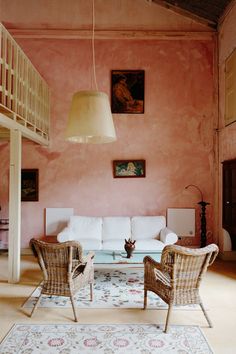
[102,217,131,241]
[68,216,102,241]
[131,216,166,240]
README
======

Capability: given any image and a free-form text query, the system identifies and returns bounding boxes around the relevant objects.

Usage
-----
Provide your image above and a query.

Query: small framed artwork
[21,169,39,202]
[113,160,146,178]
[111,70,144,114]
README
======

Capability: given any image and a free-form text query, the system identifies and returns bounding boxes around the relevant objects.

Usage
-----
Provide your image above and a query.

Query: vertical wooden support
[13,47,19,114]
[0,25,2,101]
[2,26,7,106]
[8,129,22,283]
[225,48,236,125]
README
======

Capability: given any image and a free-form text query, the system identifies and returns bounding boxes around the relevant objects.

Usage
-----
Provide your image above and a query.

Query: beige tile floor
[0,254,236,354]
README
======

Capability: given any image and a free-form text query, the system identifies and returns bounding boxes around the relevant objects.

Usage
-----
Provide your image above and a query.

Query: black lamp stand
[198,200,210,248]
[185,184,209,248]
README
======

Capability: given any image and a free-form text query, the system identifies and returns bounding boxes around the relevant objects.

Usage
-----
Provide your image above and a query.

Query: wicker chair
[143,243,219,333]
[30,239,94,321]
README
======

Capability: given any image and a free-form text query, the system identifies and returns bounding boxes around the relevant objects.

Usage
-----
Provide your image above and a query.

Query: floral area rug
[0,324,214,354]
[23,268,200,310]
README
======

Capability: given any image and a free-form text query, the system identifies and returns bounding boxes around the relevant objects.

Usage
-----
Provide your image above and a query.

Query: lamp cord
[92,0,98,91]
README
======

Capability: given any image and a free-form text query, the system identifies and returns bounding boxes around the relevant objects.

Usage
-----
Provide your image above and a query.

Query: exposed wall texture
[0,36,216,248]
[218,2,236,250]
[219,3,236,159]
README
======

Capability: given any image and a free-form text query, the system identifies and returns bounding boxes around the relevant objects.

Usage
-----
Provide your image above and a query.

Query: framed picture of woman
[111,70,144,114]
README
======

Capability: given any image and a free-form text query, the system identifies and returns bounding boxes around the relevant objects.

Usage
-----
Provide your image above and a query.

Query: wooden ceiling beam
[8,28,215,40]
[0,113,49,146]
[152,0,217,28]
[218,0,236,28]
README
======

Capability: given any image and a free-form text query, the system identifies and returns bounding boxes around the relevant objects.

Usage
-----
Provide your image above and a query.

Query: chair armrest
[143,256,163,283]
[82,251,95,264]
[71,251,95,278]
[144,256,171,287]
[160,227,178,245]
[57,227,76,242]
[143,255,162,271]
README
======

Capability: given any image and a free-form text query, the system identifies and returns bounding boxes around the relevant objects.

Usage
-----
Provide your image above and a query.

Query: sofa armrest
[160,227,178,245]
[57,227,76,243]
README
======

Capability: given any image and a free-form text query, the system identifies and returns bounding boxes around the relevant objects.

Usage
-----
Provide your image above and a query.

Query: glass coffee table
[90,250,162,264]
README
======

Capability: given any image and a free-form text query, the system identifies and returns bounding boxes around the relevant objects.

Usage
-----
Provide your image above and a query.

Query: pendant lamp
[65,0,116,144]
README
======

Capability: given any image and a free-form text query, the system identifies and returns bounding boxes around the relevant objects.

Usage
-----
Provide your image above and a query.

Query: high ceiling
[153,0,234,28]
[1,0,234,33]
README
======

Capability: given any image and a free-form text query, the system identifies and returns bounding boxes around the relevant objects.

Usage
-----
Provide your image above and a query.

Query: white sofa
[57,216,178,252]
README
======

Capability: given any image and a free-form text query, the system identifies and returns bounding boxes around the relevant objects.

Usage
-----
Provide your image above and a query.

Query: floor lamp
[185,184,210,247]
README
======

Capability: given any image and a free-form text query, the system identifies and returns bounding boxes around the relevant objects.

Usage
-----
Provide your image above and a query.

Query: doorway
[223,159,236,250]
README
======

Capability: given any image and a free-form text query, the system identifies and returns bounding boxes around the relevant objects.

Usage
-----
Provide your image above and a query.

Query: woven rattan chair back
[144,243,219,333]
[161,244,218,292]
[30,239,94,321]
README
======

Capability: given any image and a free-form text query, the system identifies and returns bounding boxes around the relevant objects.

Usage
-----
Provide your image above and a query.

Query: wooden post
[8,129,22,283]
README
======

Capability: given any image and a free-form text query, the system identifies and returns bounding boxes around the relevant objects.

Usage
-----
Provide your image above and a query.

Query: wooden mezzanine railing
[0,23,50,144]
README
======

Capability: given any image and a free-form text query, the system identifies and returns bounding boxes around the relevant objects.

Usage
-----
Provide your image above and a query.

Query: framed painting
[111,70,144,114]
[21,169,39,201]
[113,160,146,178]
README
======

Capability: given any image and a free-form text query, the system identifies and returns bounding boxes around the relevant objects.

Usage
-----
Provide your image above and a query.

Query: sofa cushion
[131,216,166,240]
[77,239,101,251]
[102,217,131,241]
[103,239,126,251]
[135,239,165,251]
[68,216,102,241]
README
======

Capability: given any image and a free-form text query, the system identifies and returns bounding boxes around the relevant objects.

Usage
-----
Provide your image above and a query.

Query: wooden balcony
[0,23,50,145]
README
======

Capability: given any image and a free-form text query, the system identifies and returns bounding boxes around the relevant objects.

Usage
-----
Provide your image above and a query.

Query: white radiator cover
[167,208,195,237]
[45,208,74,236]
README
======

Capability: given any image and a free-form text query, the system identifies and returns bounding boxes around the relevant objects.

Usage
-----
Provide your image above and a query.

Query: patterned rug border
[0,323,214,354]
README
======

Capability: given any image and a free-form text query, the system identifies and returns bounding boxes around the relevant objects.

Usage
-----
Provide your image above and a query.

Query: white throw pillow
[131,216,166,240]
[160,227,178,245]
[68,216,102,241]
[57,227,76,243]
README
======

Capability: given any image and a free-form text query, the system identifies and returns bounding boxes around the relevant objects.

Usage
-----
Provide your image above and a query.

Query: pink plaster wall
[219,3,236,161]
[218,2,236,250]
[0,38,216,248]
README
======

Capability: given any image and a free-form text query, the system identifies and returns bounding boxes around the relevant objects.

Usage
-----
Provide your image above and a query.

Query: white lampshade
[65,90,116,143]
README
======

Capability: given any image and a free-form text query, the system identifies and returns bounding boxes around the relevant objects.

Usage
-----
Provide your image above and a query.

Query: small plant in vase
[124,238,136,258]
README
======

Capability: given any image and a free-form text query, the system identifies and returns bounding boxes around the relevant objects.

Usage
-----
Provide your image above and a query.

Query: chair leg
[200,301,213,328]
[144,289,147,309]
[164,304,173,333]
[90,283,93,302]
[31,293,42,317]
[70,295,78,322]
